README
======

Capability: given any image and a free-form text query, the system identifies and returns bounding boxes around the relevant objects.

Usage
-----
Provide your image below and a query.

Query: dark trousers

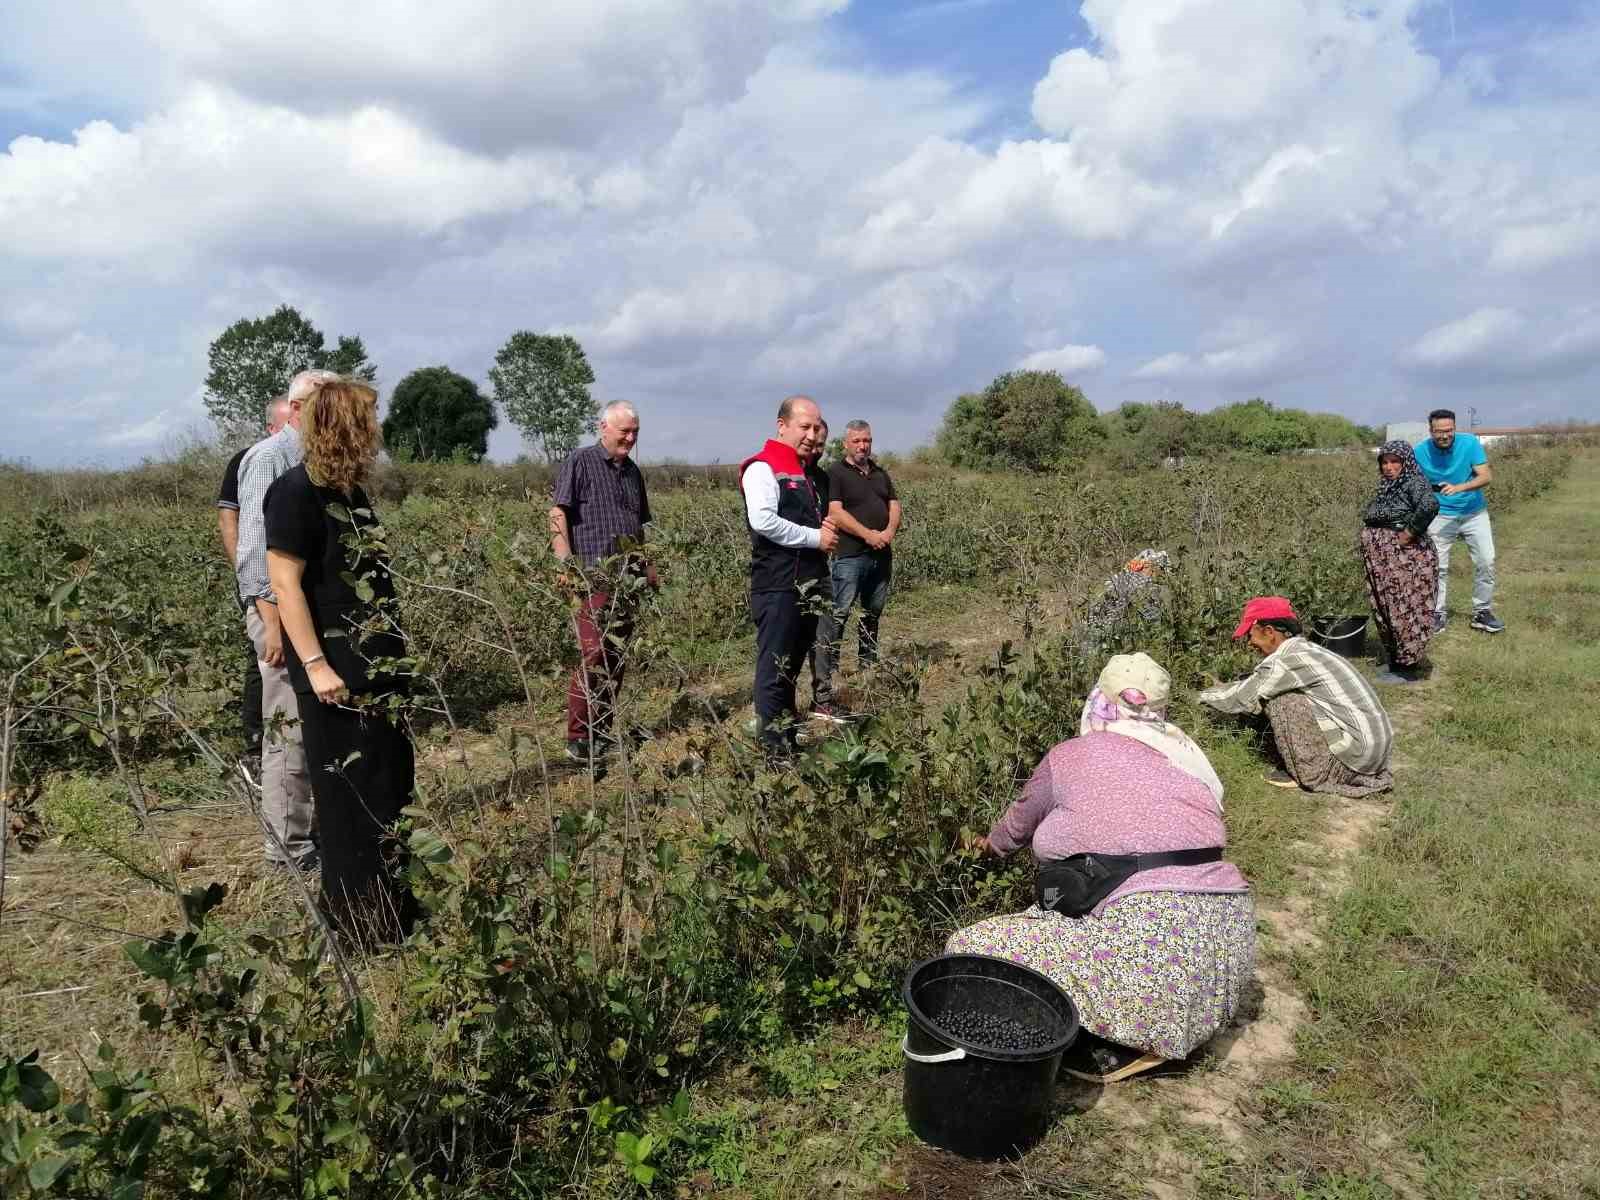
[242,643,263,757]
[566,590,634,746]
[296,694,417,947]
[814,552,892,705]
[752,589,819,748]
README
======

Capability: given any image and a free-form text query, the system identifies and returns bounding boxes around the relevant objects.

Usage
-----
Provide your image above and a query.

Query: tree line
[204,306,598,464]
[203,306,1379,469]
[935,371,1382,471]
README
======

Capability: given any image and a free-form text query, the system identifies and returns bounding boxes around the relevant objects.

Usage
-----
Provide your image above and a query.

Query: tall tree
[936,370,1104,471]
[382,366,498,463]
[204,305,377,433]
[489,332,598,463]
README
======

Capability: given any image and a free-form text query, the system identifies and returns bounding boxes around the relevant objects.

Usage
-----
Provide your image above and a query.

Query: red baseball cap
[1232,596,1298,640]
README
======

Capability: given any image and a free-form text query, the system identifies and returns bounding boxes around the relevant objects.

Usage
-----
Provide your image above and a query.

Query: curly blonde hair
[302,378,381,495]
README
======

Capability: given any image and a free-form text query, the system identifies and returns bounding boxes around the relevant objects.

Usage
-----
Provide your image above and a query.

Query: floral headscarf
[1364,439,1438,532]
[1079,653,1225,809]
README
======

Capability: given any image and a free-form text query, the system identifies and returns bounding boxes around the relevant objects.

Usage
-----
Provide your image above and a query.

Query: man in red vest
[740,395,838,758]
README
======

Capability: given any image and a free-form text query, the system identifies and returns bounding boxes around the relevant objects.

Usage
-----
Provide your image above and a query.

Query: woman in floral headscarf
[1361,441,1439,683]
[1082,548,1171,652]
[950,653,1253,1083]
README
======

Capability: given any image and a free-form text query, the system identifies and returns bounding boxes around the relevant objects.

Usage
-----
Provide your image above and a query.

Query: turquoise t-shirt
[1413,433,1487,517]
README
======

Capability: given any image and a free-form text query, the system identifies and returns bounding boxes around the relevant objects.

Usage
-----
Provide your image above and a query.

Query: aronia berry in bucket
[901,954,1079,1160]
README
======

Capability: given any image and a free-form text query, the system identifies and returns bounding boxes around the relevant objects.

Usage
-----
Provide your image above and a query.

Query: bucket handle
[901,1035,966,1064]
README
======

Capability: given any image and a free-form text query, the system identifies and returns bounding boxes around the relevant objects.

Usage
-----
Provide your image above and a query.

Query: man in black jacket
[739,396,838,757]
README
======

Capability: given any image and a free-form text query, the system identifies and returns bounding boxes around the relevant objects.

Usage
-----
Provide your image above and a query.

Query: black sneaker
[1263,768,1300,789]
[1470,609,1505,634]
[1432,610,1448,633]
[566,739,610,764]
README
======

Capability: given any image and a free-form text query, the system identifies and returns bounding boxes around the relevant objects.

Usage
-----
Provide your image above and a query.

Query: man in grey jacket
[235,369,337,869]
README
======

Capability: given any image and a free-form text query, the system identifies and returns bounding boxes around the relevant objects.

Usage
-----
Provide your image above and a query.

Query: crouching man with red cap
[1199,597,1393,796]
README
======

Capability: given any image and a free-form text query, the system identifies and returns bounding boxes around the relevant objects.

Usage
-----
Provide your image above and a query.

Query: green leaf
[29,1154,72,1189]
[606,1037,628,1063]
[15,1061,61,1113]
[852,971,873,990]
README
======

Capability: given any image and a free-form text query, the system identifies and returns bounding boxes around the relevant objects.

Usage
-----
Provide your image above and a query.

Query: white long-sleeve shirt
[741,461,821,549]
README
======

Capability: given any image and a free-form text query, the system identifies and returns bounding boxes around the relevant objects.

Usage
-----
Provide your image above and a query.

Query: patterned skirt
[1360,526,1437,668]
[944,891,1256,1059]
[1265,692,1393,798]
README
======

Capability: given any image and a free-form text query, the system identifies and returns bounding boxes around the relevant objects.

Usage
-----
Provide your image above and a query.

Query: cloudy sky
[2,0,1596,466]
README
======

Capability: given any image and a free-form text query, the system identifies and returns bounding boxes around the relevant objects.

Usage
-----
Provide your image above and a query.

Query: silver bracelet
[302,653,326,667]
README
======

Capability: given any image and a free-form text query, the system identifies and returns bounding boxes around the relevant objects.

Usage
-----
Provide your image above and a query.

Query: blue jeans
[814,552,893,705]
[1427,510,1495,613]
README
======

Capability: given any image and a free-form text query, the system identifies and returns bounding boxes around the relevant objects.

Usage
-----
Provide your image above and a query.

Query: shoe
[1061,1036,1171,1084]
[1263,768,1300,789]
[1470,609,1505,634]
[1375,668,1418,685]
[808,702,854,724]
[565,739,611,766]
[1433,611,1447,633]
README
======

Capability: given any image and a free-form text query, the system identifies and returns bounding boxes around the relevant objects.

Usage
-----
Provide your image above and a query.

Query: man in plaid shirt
[1200,596,1393,797]
[549,401,656,767]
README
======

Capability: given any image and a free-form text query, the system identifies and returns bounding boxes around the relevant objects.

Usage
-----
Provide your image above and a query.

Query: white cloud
[1404,307,1600,381]
[1018,343,1106,375]
[1132,338,1291,384]
[2,1,847,154]
[1489,214,1600,273]
[97,409,173,448]
[583,264,817,353]
[0,86,580,266]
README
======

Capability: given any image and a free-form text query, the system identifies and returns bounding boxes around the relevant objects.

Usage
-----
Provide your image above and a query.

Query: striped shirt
[234,425,302,606]
[1199,636,1392,775]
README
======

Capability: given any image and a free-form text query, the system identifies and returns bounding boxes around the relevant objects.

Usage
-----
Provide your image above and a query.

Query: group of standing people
[1359,407,1502,684]
[220,370,415,948]
[548,393,904,765]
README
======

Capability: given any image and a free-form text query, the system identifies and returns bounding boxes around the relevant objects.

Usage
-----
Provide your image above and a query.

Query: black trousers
[242,642,263,757]
[295,694,417,947]
[752,589,819,748]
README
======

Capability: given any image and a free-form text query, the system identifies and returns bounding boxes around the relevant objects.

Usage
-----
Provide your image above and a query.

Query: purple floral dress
[946,732,1256,1059]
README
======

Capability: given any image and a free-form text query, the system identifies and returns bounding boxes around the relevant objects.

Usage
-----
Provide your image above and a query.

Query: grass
[1277,455,1600,1198]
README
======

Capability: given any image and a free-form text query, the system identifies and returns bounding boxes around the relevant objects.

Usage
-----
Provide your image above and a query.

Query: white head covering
[1079,652,1225,810]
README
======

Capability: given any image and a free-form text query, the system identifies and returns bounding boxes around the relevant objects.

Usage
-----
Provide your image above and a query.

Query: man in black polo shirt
[550,400,655,766]
[216,395,288,769]
[814,419,901,718]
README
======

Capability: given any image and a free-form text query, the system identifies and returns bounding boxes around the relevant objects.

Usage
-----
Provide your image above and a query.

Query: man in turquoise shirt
[1414,409,1503,634]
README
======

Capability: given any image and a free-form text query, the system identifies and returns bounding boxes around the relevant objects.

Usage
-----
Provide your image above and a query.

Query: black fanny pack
[1036,847,1223,917]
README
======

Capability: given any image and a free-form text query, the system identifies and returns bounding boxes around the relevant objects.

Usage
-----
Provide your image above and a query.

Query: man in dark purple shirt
[549,401,655,766]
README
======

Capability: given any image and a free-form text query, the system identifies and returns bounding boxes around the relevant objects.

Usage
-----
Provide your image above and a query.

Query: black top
[217,448,247,510]
[263,465,407,697]
[804,461,831,515]
[826,458,898,557]
[551,443,653,566]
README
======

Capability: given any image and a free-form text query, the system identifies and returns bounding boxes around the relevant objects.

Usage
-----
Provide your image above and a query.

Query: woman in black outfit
[264,376,416,947]
[1360,439,1440,685]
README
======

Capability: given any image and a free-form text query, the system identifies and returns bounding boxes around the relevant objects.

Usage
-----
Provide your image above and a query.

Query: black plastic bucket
[901,954,1080,1159]
[1310,615,1368,658]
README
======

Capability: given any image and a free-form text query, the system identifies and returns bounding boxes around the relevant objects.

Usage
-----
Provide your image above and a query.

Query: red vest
[740,439,827,593]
